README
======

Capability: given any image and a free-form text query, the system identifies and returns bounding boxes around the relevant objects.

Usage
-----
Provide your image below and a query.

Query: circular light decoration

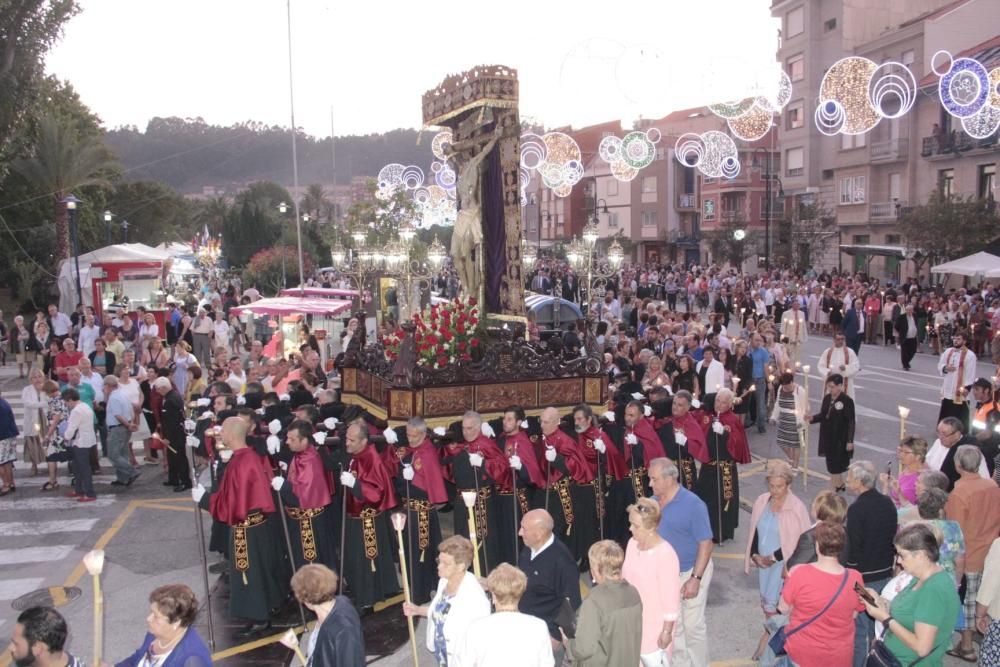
[610,160,640,182]
[727,103,773,141]
[818,56,880,135]
[431,129,453,160]
[939,57,990,118]
[599,135,623,162]
[674,131,740,179]
[961,104,1000,139]
[620,131,656,169]
[415,184,456,228]
[518,131,583,197]
[520,133,547,170]
[709,98,755,119]
[400,165,425,190]
[930,50,954,77]
[376,163,406,201]
[675,133,705,168]
[814,99,846,136]
[433,161,456,191]
[987,68,1000,108]
[756,70,793,113]
[868,61,917,119]
[552,183,573,198]
[598,128,660,181]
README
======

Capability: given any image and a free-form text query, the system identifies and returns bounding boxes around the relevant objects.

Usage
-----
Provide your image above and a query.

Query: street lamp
[103,210,114,246]
[62,193,83,307]
[277,202,289,288]
[521,238,537,271]
[733,229,747,241]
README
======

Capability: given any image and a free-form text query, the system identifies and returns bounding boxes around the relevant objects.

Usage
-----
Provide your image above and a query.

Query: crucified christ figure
[448,124,502,300]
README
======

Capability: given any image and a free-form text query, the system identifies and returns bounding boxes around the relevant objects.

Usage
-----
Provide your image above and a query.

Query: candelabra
[567,219,624,311]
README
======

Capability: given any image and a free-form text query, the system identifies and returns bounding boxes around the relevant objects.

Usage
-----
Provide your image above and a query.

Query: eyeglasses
[896,447,913,455]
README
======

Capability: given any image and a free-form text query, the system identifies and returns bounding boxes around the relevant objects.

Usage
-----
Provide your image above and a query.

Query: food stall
[58,243,171,329]
[231,295,354,367]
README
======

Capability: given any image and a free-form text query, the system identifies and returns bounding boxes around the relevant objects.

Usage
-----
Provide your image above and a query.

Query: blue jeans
[72,447,95,498]
[853,577,889,667]
[754,377,768,429]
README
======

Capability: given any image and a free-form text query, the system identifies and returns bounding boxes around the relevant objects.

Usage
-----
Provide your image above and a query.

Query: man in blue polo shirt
[650,457,714,667]
[749,333,771,433]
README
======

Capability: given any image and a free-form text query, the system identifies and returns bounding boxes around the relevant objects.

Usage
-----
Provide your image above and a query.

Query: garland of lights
[519,131,583,198]
[597,129,660,182]
[813,56,918,137]
[930,51,1000,139]
[708,67,792,141]
[674,131,740,179]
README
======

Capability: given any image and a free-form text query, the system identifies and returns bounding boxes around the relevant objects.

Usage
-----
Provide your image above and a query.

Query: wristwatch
[691,573,703,581]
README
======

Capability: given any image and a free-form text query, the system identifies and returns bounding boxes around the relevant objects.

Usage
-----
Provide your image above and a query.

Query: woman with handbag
[860,522,961,666]
[765,522,865,666]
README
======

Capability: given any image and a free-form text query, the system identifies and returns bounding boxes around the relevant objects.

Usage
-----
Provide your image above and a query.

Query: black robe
[810,393,856,475]
[306,596,366,667]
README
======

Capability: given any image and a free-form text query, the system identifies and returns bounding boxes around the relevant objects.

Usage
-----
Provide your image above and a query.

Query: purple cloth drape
[482,146,505,313]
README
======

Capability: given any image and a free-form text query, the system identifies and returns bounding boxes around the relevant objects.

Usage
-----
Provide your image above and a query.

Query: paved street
[0,333,982,666]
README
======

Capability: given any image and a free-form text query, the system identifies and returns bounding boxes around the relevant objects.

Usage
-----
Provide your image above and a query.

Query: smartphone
[854,581,875,605]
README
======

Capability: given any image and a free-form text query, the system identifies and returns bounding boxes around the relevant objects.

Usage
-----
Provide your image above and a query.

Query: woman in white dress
[138,312,159,354]
[171,342,196,398]
[20,369,48,476]
[116,363,151,462]
[212,311,230,352]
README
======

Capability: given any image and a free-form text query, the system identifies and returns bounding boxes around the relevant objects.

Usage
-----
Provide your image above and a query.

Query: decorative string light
[519,131,582,197]
[598,128,660,181]
[709,98,755,119]
[868,62,917,119]
[939,57,990,118]
[727,102,773,141]
[431,130,453,160]
[755,70,793,113]
[674,131,740,179]
[818,57,880,135]
[377,163,425,201]
[814,100,846,136]
[961,104,1000,139]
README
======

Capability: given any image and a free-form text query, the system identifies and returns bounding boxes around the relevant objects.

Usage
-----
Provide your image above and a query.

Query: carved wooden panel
[423,386,475,417]
[538,379,582,406]
[584,377,604,405]
[372,377,384,407]
[475,382,537,413]
[357,370,372,401]
[342,368,357,393]
[390,390,413,419]
[415,391,424,417]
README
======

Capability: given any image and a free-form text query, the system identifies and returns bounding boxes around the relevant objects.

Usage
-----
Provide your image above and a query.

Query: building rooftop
[917,32,1000,87]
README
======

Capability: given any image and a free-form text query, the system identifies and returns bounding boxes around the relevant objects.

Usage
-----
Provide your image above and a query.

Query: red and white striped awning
[231,296,353,317]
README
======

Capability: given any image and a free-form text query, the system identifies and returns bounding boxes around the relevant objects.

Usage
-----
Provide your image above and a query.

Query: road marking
[0,578,45,601]
[907,398,941,407]
[63,500,143,589]
[1,497,117,510]
[0,546,76,564]
[0,519,99,536]
[209,621,314,662]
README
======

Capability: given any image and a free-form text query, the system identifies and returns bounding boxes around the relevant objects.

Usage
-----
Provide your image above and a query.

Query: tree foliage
[702,214,757,267]
[242,247,316,296]
[900,190,998,272]
[776,199,837,269]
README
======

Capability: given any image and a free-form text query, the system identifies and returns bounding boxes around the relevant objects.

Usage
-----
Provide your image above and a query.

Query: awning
[931,251,1000,276]
[839,244,907,258]
[230,296,353,318]
[280,287,359,299]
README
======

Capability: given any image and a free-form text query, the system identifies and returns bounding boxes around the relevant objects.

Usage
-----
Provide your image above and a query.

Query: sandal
[945,647,977,663]
[40,481,59,492]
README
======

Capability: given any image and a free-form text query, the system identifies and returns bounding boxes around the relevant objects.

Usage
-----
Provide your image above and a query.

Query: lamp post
[121,219,130,243]
[278,201,289,289]
[380,221,445,321]
[567,218,624,314]
[63,194,83,307]
[103,210,114,246]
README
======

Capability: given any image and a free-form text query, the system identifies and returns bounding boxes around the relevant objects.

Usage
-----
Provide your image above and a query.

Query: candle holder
[461,491,481,577]
[83,550,105,667]
[390,512,420,666]
[897,405,910,440]
[279,629,308,665]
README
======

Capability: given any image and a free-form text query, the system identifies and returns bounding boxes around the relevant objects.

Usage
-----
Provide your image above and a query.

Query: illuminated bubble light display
[519,131,583,198]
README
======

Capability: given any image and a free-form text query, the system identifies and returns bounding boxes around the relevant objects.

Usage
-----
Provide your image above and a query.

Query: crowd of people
[3,261,1000,666]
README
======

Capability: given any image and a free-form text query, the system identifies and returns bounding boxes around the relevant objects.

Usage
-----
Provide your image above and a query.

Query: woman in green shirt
[861,523,961,665]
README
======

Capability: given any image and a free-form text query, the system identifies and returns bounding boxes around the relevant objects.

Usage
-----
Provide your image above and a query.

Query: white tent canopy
[58,243,171,313]
[930,252,1000,277]
[155,242,196,258]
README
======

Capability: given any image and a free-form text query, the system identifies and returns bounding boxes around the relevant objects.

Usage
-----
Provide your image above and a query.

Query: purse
[768,570,849,656]
[865,625,928,667]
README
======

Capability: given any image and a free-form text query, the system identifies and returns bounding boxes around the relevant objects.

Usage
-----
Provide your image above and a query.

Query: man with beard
[271,419,337,571]
[496,406,545,565]
[662,390,709,491]
[441,411,507,575]
[817,333,860,399]
[573,403,626,542]
[8,607,84,667]
[694,390,751,543]
[938,330,977,429]
[385,417,448,603]
[538,406,596,566]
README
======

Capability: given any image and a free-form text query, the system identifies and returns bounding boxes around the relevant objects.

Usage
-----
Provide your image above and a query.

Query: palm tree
[196,196,230,236]
[13,113,116,260]
[301,183,330,222]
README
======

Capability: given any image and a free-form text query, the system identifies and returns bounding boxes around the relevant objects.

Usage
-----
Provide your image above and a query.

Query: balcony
[870,138,908,162]
[676,193,697,209]
[721,210,745,223]
[922,132,999,159]
[870,201,905,221]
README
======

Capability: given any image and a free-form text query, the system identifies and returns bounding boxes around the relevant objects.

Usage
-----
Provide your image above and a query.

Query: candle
[897,405,910,440]
[461,491,481,577]
[83,550,105,667]
[390,512,421,667]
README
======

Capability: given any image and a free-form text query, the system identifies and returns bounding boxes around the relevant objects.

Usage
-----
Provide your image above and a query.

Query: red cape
[209,446,275,525]
[346,444,397,516]
[502,430,545,489]
[409,438,449,503]
[627,417,666,467]
[289,445,333,509]
[716,410,752,464]
[543,428,594,484]
[671,412,710,463]
[583,425,627,481]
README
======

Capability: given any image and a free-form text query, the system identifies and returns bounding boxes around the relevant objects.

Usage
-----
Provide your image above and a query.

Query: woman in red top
[778,521,865,667]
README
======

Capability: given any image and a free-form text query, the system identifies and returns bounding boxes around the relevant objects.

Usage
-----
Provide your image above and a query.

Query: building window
[786,6,804,37]
[853,176,866,203]
[939,168,955,197]
[786,147,804,176]
[641,176,657,194]
[607,179,619,196]
[607,212,619,228]
[703,199,716,220]
[886,234,901,244]
[889,172,901,201]
[902,49,915,67]
[841,132,867,150]
[787,100,804,129]
[852,234,870,244]
[787,54,805,82]
[840,176,866,204]
[641,211,657,227]
[978,164,996,199]
[822,169,834,180]
[823,17,837,32]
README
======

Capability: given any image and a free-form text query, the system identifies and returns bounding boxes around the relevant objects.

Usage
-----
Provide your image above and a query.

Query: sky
[45,0,781,138]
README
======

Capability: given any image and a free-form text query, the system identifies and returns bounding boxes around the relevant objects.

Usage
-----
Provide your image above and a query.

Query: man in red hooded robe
[662,390,709,491]
[695,389,751,543]
[339,421,400,610]
[195,416,290,637]
[574,403,626,543]
[496,406,545,565]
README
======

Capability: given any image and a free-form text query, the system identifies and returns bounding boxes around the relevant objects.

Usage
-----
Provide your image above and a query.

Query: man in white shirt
[780,299,808,364]
[77,314,101,357]
[226,357,248,394]
[937,330,977,428]
[190,308,214,368]
[61,387,98,502]
[47,303,72,341]
[817,333,861,399]
[696,346,726,402]
[243,284,261,302]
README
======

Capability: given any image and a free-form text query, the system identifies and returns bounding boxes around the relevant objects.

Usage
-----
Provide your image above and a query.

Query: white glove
[402,464,415,481]
[324,417,339,430]
[643,405,652,417]
[219,450,233,462]
[255,408,265,415]
[603,411,616,422]
[545,446,557,462]
[271,476,285,491]
[519,419,529,429]
[509,455,522,470]
[712,421,725,435]
[278,461,288,471]
[340,471,356,488]
[433,426,446,436]
[185,435,199,449]
[691,399,702,409]
[266,435,280,455]
[469,452,484,468]
[191,484,206,502]
[197,411,214,421]
[626,433,638,445]
[481,422,495,438]
[196,398,211,407]
[313,431,327,445]
[279,393,291,402]
[236,395,246,406]
[631,392,644,400]
[593,438,607,454]
[675,431,688,446]
[383,428,398,444]
[183,419,196,432]
[268,419,282,435]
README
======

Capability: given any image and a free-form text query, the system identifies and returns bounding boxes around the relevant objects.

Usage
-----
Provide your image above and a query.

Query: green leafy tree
[340,179,417,249]
[900,190,998,274]
[242,247,316,296]
[11,113,117,260]
[104,180,196,247]
[702,214,756,267]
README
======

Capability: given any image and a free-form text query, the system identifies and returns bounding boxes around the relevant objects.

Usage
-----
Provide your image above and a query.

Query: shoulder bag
[769,569,849,656]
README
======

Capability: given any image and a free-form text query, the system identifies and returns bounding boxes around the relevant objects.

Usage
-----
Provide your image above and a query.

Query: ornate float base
[341,367,607,427]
